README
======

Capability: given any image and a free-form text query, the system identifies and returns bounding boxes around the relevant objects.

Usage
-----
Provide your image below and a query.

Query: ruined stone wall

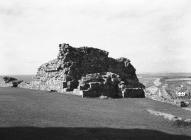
[29,43,145,98]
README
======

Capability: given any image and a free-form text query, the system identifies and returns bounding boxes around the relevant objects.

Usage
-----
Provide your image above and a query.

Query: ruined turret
[29,43,145,98]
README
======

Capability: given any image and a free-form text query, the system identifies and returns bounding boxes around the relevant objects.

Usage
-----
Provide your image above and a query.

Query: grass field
[139,73,191,102]
[0,87,191,140]
[138,73,191,88]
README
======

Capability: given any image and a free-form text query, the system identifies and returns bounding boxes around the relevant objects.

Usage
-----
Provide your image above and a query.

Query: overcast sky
[1,0,191,75]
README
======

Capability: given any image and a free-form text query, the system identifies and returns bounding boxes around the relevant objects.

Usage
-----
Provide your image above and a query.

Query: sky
[1,0,191,75]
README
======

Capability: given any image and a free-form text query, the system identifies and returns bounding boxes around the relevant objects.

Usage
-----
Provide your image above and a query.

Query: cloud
[0,0,28,17]
[1,0,191,74]
[0,6,23,17]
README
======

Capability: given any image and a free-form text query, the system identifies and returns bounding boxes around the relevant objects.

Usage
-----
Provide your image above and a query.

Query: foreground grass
[0,87,191,139]
[0,127,190,140]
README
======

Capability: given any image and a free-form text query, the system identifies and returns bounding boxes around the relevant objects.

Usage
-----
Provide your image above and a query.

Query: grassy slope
[0,87,191,140]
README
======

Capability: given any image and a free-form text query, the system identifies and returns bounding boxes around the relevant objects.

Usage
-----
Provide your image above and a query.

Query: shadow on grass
[0,127,190,140]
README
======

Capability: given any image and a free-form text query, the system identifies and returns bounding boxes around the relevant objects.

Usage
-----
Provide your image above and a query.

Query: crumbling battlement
[28,43,145,98]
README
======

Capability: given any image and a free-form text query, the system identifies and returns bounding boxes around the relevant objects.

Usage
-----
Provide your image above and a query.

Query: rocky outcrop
[0,76,23,87]
[25,43,145,98]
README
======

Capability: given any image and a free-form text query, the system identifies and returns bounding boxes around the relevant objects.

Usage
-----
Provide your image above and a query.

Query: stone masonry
[23,43,145,98]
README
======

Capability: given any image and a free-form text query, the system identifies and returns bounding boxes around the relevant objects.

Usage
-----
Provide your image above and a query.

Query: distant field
[138,73,191,102]
[166,78,191,82]
[138,73,191,80]
[138,73,191,87]
[138,77,156,88]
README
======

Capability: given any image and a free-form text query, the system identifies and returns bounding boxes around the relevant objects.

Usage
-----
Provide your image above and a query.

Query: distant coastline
[0,75,34,82]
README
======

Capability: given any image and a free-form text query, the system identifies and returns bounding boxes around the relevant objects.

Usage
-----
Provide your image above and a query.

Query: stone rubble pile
[20,43,145,98]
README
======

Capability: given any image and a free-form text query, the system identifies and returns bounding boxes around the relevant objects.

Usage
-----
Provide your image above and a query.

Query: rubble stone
[28,43,145,98]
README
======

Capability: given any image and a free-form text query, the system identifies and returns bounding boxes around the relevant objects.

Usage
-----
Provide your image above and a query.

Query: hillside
[0,87,191,140]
